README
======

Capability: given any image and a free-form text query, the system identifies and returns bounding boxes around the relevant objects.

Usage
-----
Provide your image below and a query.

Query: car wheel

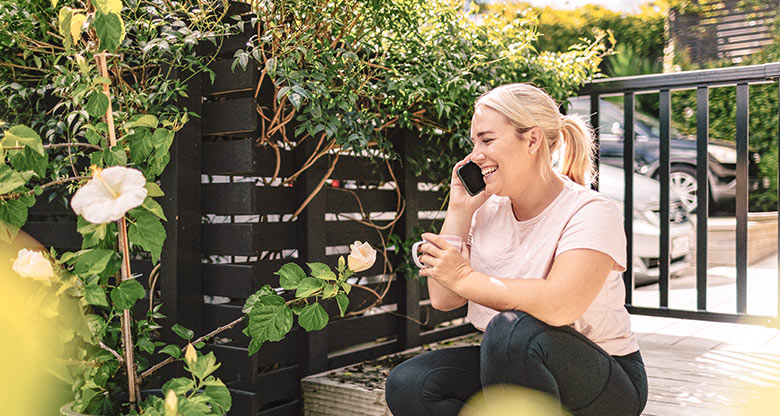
[669,165,698,213]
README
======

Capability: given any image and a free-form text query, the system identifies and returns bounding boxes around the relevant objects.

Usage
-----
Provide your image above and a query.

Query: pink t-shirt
[467,177,639,356]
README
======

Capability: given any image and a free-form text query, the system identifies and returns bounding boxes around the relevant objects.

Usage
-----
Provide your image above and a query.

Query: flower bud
[12,249,54,285]
[164,390,178,416]
[184,343,197,366]
[347,241,376,273]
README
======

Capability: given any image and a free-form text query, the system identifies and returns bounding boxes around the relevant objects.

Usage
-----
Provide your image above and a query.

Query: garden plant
[0,0,608,414]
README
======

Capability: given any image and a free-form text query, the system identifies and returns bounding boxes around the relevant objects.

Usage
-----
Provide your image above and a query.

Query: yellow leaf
[57,7,73,40]
[95,0,123,15]
[70,13,87,45]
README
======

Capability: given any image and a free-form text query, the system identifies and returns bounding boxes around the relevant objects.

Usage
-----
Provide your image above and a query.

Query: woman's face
[469,105,539,198]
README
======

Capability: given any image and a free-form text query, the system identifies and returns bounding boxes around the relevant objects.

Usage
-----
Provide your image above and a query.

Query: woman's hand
[448,156,489,216]
[417,233,473,294]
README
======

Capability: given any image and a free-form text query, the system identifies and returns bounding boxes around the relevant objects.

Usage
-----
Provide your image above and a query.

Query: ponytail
[559,114,595,186]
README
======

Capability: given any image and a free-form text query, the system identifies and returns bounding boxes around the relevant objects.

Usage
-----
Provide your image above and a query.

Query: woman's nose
[471,151,485,163]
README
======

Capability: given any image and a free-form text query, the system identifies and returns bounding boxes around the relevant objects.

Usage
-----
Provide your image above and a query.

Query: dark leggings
[385,311,648,416]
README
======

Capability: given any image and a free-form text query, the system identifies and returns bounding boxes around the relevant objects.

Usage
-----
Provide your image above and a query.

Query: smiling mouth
[481,166,497,178]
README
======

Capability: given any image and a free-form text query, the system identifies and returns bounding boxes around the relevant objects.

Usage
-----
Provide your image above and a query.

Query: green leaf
[298,303,328,332]
[162,377,194,395]
[128,208,166,263]
[94,11,125,52]
[190,351,220,380]
[144,182,164,197]
[127,114,158,129]
[336,293,349,317]
[2,125,44,155]
[242,285,275,313]
[137,337,155,354]
[77,216,109,248]
[85,128,102,145]
[308,262,337,281]
[140,197,166,221]
[92,76,111,86]
[84,284,109,307]
[9,146,47,178]
[172,324,194,341]
[73,249,116,276]
[205,385,232,414]
[151,128,174,152]
[295,277,324,298]
[247,295,293,349]
[159,344,182,358]
[275,263,306,290]
[84,90,109,118]
[322,284,337,299]
[125,129,153,163]
[110,279,146,311]
[104,145,127,166]
[340,282,352,295]
[0,166,27,194]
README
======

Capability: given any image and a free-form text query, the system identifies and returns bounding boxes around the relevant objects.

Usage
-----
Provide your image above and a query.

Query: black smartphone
[456,161,486,196]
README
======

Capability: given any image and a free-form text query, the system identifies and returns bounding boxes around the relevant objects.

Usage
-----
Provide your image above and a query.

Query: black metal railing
[579,62,780,328]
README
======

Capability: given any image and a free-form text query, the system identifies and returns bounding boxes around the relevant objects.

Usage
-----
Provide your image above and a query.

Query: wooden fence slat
[203,58,257,96]
[325,220,392,247]
[327,313,397,352]
[22,221,80,250]
[204,343,258,382]
[202,97,257,136]
[202,222,296,255]
[325,187,400,214]
[202,139,297,176]
[202,183,296,215]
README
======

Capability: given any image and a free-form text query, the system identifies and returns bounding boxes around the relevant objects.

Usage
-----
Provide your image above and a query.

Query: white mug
[412,235,463,269]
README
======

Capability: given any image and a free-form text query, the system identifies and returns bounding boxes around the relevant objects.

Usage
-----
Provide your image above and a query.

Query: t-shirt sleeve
[555,197,627,272]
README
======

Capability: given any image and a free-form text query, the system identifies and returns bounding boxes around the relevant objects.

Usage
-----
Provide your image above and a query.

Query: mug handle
[412,241,427,269]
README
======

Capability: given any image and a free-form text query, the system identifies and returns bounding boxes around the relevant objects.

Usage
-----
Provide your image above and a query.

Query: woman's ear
[526,127,544,154]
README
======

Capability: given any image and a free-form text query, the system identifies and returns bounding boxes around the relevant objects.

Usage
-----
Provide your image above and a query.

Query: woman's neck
[509,172,565,222]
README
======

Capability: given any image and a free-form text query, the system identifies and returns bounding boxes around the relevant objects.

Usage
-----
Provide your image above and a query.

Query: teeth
[482,167,497,176]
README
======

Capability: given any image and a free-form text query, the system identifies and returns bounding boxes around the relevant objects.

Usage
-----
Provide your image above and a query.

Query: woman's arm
[418,233,614,326]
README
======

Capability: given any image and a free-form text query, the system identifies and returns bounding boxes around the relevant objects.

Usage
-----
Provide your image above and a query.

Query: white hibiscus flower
[71,165,148,224]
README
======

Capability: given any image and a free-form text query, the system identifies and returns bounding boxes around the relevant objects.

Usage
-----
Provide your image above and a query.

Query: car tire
[654,165,700,214]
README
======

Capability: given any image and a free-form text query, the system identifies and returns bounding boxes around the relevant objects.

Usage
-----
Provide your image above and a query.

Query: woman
[385,84,648,416]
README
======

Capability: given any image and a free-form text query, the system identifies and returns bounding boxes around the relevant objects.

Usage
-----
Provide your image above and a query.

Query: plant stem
[98,51,138,408]
[1,143,104,152]
[0,175,90,201]
[100,341,125,364]
[137,315,247,383]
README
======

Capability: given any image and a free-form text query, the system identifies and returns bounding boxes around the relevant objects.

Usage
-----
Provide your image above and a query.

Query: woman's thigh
[385,346,481,416]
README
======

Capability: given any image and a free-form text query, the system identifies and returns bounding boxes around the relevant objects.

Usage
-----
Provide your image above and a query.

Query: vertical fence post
[296,137,329,376]
[659,89,671,309]
[590,94,601,190]
[696,86,709,311]
[623,92,635,304]
[735,82,749,314]
[160,61,204,339]
[396,129,422,349]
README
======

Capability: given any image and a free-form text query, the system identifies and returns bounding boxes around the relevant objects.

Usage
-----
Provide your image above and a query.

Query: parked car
[598,163,694,286]
[568,97,768,213]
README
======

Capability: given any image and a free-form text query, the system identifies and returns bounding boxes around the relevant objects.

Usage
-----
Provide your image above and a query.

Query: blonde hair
[474,84,595,185]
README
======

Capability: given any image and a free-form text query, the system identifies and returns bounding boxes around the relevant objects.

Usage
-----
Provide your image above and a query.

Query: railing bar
[735,83,749,314]
[696,86,709,311]
[623,92,635,305]
[591,93,600,191]
[627,306,777,327]
[578,62,780,95]
[659,89,671,309]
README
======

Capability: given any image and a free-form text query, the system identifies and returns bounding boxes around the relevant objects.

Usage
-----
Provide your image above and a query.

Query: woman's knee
[386,358,429,414]
[483,311,545,348]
